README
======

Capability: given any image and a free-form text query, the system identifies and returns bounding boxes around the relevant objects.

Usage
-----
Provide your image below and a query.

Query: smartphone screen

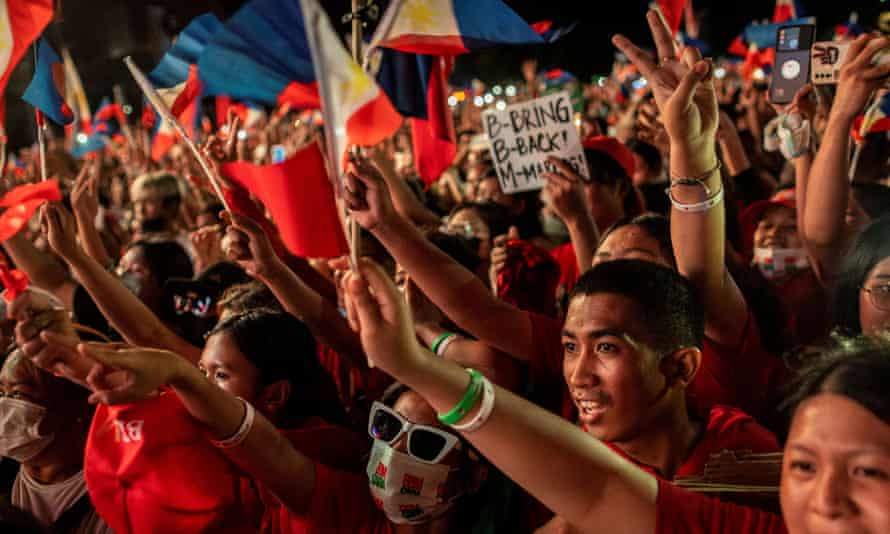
[770,25,815,104]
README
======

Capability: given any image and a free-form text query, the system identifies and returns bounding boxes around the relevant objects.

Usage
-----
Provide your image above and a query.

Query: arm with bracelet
[619,11,748,347]
[343,258,658,533]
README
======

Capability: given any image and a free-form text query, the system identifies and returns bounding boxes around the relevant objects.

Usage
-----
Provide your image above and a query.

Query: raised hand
[612,9,717,174]
[488,226,520,291]
[190,225,224,274]
[70,160,100,225]
[342,152,399,231]
[832,34,890,121]
[42,203,82,262]
[220,211,283,279]
[9,288,81,381]
[542,157,589,225]
[343,258,426,374]
[74,343,188,405]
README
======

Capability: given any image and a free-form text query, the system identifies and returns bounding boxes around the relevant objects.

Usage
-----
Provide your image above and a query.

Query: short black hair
[781,334,890,430]
[428,231,481,273]
[834,216,890,334]
[568,259,704,355]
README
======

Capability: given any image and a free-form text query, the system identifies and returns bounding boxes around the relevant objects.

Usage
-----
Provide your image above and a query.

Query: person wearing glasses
[834,217,890,336]
[20,330,493,533]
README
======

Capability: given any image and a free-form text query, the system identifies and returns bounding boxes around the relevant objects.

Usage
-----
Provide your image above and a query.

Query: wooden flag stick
[123,56,231,213]
[347,0,363,272]
[33,44,47,182]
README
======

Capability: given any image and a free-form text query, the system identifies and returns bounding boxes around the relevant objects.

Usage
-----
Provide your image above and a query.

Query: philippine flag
[198,0,320,110]
[300,0,401,177]
[0,0,54,101]
[374,49,455,185]
[22,36,73,125]
[369,0,548,55]
[148,13,221,118]
[854,93,890,142]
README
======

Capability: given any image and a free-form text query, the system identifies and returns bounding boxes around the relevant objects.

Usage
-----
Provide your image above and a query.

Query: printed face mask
[752,247,810,281]
[366,439,462,525]
[0,397,54,463]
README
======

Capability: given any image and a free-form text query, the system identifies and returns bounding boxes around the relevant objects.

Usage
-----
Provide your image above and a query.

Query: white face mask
[366,439,462,525]
[752,247,810,281]
[0,397,54,463]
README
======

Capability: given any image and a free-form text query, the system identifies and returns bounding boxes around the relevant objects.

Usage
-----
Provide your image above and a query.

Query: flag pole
[348,0,363,271]
[123,57,232,213]
[33,44,47,182]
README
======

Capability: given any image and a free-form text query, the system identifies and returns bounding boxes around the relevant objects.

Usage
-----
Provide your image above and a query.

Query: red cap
[738,189,797,255]
[582,136,636,179]
[85,391,257,534]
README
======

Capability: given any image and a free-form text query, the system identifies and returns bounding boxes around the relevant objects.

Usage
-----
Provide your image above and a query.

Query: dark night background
[5,0,885,149]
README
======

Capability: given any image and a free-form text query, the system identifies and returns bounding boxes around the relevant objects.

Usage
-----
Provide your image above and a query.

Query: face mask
[752,247,810,280]
[120,271,144,296]
[366,439,462,525]
[0,398,54,463]
[540,213,569,241]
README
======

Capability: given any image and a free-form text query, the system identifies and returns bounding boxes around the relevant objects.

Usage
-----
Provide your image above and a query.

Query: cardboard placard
[483,91,588,194]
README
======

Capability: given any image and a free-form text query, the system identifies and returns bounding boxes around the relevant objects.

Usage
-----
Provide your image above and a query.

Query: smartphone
[770,24,815,104]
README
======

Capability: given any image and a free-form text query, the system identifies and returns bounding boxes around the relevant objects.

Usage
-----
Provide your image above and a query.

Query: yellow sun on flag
[339,60,372,106]
[403,0,436,31]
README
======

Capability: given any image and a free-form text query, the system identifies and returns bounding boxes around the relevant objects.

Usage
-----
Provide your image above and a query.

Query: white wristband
[666,184,724,213]
[211,397,255,448]
[450,374,495,433]
[436,334,459,357]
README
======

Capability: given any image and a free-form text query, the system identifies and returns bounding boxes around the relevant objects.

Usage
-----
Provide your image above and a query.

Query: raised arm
[221,211,366,368]
[42,203,202,363]
[2,232,76,309]
[615,11,747,345]
[343,258,658,533]
[34,338,318,515]
[70,160,113,270]
[343,155,536,361]
[543,156,599,273]
[803,35,890,277]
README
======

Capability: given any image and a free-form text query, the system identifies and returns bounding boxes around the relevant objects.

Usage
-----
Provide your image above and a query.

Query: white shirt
[12,468,113,534]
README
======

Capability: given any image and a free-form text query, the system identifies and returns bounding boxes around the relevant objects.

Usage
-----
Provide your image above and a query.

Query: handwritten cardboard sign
[483,91,588,194]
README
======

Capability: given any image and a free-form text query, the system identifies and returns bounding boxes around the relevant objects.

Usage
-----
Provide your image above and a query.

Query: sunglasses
[368,401,460,464]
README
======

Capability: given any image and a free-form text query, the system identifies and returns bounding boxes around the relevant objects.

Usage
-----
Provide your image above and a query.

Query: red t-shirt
[775,269,830,348]
[605,405,780,479]
[527,311,785,421]
[253,419,370,534]
[656,478,786,533]
[316,344,392,413]
[282,462,391,534]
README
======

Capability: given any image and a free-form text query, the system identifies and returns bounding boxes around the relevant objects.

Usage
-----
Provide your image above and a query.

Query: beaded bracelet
[437,369,483,425]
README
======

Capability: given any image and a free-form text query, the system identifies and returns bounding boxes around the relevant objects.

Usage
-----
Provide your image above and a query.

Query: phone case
[811,41,850,85]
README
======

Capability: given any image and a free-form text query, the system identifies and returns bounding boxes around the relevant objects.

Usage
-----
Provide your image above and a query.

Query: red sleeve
[295,462,390,534]
[526,312,572,417]
[281,420,368,473]
[656,479,786,534]
[692,313,785,418]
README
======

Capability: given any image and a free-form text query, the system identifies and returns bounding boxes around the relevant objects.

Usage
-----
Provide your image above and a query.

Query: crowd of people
[2,6,890,534]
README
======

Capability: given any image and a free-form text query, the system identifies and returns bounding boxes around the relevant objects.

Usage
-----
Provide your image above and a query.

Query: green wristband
[430,332,455,355]
[438,369,483,425]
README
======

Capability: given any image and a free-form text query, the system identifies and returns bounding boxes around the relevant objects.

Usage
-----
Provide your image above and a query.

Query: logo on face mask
[752,247,810,281]
[365,440,462,525]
